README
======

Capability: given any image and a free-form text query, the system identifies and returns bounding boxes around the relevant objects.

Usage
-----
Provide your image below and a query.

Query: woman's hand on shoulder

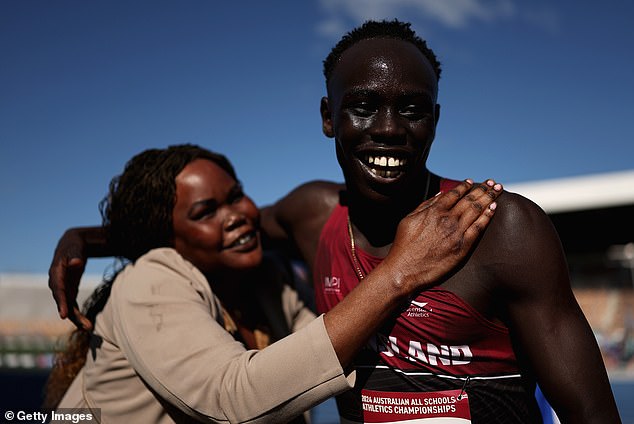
[385,179,503,293]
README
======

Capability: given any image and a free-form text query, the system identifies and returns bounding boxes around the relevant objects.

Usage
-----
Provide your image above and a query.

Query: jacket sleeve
[111,250,354,423]
[280,283,318,334]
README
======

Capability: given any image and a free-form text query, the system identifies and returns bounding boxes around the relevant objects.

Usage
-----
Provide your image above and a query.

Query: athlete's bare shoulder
[289,180,344,206]
[476,189,567,291]
[260,180,344,262]
[489,190,554,243]
[269,180,343,224]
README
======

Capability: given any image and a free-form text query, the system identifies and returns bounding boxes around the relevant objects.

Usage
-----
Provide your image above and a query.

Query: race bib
[360,389,471,423]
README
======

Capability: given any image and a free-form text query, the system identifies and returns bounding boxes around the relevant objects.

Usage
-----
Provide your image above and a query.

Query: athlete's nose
[370,107,406,144]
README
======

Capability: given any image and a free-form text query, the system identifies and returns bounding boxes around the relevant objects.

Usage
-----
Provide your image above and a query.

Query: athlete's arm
[48,226,111,330]
[260,180,343,268]
[489,194,620,423]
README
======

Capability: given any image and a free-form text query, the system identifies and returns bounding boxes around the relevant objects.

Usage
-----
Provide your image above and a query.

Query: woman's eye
[228,187,245,204]
[192,207,217,220]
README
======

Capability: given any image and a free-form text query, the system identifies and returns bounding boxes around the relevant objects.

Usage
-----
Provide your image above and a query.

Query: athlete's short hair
[323,19,442,85]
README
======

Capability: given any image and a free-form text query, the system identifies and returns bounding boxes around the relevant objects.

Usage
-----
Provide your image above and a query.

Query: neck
[347,171,438,250]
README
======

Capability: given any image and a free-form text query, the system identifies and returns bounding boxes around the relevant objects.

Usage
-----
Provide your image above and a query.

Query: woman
[45,144,499,423]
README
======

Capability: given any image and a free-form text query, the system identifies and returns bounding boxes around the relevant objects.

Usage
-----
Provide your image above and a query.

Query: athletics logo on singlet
[324,276,341,293]
[406,300,432,318]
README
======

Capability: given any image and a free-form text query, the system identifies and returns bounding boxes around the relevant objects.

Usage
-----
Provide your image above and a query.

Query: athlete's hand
[385,179,502,292]
[48,229,92,330]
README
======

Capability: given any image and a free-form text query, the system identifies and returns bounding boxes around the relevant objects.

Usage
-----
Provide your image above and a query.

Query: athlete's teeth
[365,155,406,169]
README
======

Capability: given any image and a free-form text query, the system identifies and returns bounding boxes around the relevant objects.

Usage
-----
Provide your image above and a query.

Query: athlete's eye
[400,101,434,121]
[400,105,426,119]
[349,102,377,118]
[399,96,435,121]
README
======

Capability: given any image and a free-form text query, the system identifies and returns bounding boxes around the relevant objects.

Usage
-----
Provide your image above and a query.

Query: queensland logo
[324,276,341,293]
[406,300,432,318]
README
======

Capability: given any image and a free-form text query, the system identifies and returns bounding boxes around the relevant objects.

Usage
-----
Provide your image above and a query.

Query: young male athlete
[258,20,619,423]
[49,20,619,423]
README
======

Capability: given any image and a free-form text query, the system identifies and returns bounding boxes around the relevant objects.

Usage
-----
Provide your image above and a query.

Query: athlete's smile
[354,146,412,182]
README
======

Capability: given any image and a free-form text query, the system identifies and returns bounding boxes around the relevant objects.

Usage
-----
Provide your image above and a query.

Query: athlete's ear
[320,96,335,138]
[435,103,441,128]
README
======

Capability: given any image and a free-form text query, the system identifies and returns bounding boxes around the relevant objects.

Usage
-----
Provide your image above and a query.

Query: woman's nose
[224,212,246,231]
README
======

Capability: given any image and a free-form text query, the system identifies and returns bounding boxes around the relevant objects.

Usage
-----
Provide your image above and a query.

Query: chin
[351,175,409,203]
[235,250,264,270]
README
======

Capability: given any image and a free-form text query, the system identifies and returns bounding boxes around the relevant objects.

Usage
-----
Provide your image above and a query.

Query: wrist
[374,259,418,302]
[78,226,111,258]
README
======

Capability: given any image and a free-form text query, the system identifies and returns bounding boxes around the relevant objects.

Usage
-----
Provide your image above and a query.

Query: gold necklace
[347,214,365,281]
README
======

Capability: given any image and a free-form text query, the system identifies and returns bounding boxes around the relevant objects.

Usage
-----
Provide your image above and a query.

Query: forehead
[175,159,236,201]
[328,38,438,98]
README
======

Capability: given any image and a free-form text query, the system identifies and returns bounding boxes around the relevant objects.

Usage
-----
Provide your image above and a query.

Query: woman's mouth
[226,231,258,250]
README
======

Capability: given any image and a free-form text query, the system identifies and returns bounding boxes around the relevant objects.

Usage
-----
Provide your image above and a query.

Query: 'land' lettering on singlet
[377,334,472,366]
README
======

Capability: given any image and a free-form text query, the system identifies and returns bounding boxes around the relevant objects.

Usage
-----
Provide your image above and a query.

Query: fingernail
[465,178,473,184]
[486,179,494,186]
[494,183,502,191]
[489,202,497,211]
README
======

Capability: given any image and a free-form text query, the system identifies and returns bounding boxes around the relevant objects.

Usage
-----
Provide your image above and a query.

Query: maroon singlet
[313,179,541,423]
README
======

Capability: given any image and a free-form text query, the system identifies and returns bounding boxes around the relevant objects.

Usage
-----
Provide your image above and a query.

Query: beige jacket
[58,248,354,423]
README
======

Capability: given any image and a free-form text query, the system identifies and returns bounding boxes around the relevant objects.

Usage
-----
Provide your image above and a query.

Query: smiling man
[259,20,620,423]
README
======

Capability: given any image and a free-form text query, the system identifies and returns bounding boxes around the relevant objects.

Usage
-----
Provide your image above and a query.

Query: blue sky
[1,0,633,275]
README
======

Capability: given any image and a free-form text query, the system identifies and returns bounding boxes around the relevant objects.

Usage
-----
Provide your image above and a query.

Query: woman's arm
[112,249,353,423]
